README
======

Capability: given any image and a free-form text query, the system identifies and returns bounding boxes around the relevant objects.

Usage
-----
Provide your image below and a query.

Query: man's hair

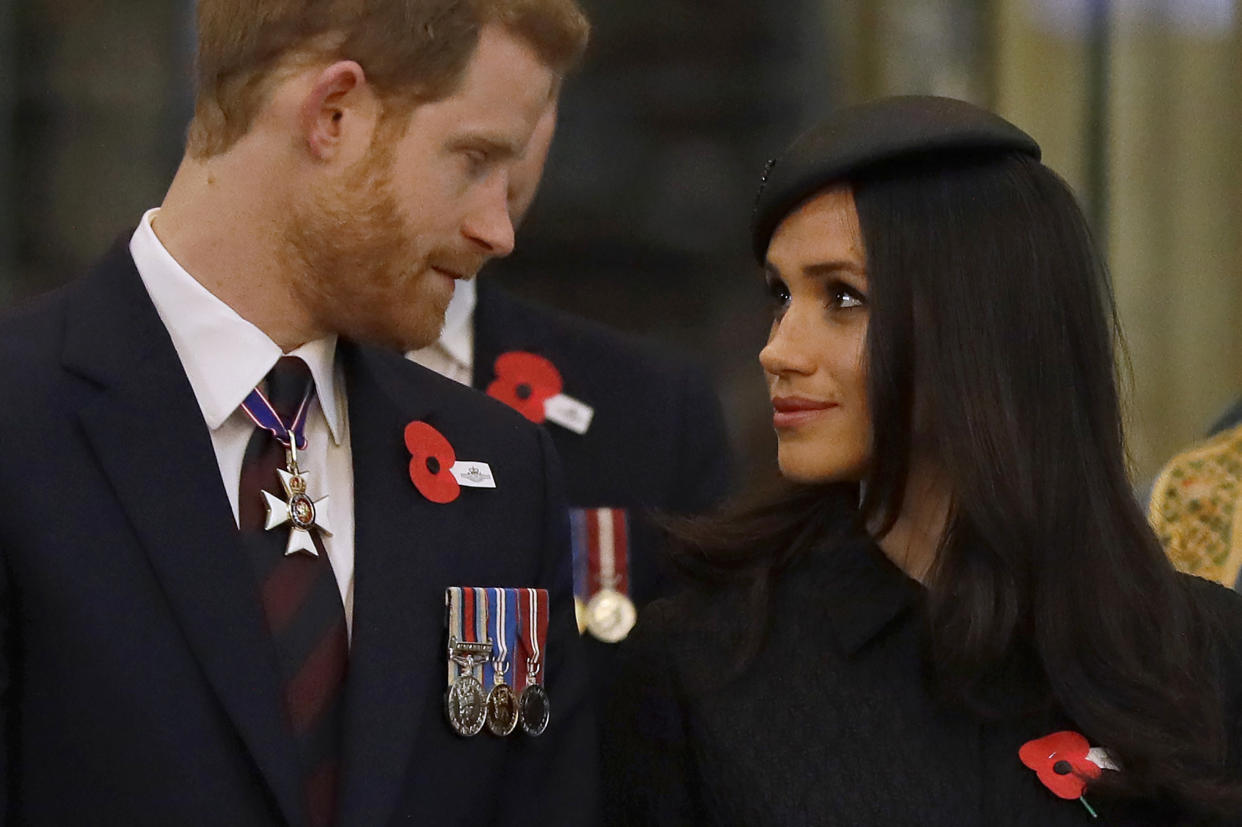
[187,0,589,157]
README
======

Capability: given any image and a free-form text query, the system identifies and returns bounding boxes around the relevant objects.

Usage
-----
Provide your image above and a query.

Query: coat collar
[62,240,308,827]
[471,280,547,390]
[798,521,923,658]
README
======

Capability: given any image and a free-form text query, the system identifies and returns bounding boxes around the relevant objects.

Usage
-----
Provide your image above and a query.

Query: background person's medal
[516,587,551,736]
[444,587,491,737]
[571,508,637,642]
[586,588,637,644]
[484,588,520,736]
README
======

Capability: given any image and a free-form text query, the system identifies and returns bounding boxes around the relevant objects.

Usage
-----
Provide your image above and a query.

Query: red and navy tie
[238,356,347,827]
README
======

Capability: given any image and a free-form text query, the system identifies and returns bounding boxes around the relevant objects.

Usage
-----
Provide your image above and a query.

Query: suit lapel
[336,345,466,827]
[472,281,545,392]
[471,281,502,390]
[63,243,305,827]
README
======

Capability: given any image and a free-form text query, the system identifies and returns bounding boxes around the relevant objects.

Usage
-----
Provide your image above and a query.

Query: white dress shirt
[130,208,357,634]
[407,278,475,386]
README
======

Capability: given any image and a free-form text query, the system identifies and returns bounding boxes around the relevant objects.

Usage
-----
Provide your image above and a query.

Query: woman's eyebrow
[802,260,866,278]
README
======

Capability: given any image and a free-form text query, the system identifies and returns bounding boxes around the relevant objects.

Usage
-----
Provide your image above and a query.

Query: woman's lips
[771,396,837,429]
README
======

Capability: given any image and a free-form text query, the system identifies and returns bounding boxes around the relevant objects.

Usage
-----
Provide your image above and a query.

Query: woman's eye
[827,283,866,310]
[766,277,791,310]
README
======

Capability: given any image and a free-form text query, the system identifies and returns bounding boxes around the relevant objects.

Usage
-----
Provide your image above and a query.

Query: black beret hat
[752,95,1041,261]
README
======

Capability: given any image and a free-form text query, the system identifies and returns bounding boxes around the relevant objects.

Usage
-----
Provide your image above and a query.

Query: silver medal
[518,683,550,736]
[446,675,488,737]
[445,636,492,738]
[261,442,331,557]
[586,588,637,643]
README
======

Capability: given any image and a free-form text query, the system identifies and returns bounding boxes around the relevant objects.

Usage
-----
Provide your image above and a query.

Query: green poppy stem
[1079,796,1098,819]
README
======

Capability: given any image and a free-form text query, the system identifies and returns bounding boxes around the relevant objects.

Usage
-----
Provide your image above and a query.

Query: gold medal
[484,587,520,736]
[574,596,589,635]
[486,683,520,736]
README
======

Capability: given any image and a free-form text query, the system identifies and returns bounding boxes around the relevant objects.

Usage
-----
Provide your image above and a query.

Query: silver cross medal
[262,440,332,557]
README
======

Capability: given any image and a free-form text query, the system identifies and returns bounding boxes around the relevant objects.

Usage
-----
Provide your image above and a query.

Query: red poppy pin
[404,421,460,504]
[1019,730,1114,819]
[486,352,563,424]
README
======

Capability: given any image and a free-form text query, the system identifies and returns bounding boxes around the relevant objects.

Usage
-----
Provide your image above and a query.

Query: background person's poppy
[487,352,563,423]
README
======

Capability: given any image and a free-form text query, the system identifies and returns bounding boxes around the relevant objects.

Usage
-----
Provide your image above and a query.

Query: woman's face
[759,186,871,483]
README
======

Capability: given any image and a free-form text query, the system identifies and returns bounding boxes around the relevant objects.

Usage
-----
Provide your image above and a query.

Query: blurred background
[1,0,1239,484]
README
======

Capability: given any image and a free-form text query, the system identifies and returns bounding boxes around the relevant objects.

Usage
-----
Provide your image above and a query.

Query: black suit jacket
[472,282,732,609]
[0,243,597,825]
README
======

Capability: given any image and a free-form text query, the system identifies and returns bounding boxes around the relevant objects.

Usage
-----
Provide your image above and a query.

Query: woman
[603,97,1242,826]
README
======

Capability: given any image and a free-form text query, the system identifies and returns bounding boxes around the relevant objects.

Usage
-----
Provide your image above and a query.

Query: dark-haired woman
[603,97,1242,826]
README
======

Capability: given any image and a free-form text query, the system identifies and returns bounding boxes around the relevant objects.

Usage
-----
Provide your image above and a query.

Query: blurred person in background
[0,1,599,825]
[604,96,1242,826]
[409,104,733,662]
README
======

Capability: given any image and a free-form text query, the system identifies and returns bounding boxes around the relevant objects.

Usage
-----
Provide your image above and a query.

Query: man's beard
[284,146,451,352]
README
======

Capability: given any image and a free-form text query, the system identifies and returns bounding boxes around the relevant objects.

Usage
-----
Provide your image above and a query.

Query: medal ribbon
[468,586,487,683]
[239,380,314,451]
[569,509,591,603]
[586,508,630,596]
[445,587,463,687]
[472,587,490,686]
[515,587,549,693]
[484,587,518,688]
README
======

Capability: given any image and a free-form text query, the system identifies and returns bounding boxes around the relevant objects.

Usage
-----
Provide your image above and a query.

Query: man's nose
[463,178,517,258]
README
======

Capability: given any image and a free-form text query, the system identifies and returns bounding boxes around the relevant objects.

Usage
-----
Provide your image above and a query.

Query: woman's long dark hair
[673,152,1242,817]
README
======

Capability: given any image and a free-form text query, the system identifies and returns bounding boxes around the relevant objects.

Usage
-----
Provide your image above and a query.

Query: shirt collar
[129,208,345,444]
[438,278,476,369]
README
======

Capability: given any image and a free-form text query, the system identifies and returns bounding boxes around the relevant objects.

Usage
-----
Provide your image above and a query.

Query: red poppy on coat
[486,352,563,423]
[1019,730,1103,800]
[404,421,459,504]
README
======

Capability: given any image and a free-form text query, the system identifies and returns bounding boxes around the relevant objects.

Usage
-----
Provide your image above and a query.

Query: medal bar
[516,587,550,736]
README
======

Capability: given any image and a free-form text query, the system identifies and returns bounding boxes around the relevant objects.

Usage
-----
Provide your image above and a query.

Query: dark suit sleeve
[603,601,697,825]
[671,365,733,514]
[0,540,9,823]
[504,428,600,822]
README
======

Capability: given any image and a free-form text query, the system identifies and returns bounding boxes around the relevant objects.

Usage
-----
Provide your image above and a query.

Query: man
[409,104,733,662]
[0,2,594,825]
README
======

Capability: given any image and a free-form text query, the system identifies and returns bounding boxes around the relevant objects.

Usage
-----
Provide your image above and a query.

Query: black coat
[604,520,1242,826]
[0,242,597,826]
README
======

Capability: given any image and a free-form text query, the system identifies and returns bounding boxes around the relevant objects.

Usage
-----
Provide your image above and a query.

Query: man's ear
[299,60,377,162]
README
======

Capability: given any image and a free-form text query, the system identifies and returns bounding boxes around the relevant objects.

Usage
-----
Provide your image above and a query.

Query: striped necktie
[237,356,347,827]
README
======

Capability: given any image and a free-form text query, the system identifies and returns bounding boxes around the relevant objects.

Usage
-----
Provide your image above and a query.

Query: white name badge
[450,461,497,489]
[544,394,594,435]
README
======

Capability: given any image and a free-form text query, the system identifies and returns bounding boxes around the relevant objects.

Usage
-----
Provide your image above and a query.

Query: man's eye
[463,150,489,175]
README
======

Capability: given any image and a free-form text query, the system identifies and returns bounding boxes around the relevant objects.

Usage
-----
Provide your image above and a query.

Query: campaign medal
[444,587,492,737]
[240,381,331,557]
[571,508,637,643]
[484,588,520,736]
[516,587,551,736]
